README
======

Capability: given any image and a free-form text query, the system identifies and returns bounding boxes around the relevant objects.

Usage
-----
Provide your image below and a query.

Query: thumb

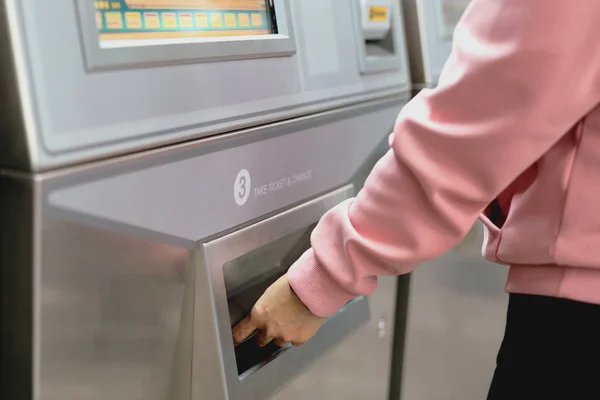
[232,315,258,345]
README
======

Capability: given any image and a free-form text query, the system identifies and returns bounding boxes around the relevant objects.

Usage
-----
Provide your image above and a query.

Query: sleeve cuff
[287,249,356,318]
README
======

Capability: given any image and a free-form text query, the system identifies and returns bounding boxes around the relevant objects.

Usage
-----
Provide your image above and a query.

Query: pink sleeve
[287,0,600,317]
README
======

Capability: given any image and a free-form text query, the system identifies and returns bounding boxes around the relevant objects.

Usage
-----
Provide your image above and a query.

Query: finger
[256,331,273,347]
[232,315,258,345]
[273,339,291,348]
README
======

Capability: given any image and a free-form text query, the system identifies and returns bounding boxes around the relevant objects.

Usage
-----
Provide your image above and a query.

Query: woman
[233,0,600,397]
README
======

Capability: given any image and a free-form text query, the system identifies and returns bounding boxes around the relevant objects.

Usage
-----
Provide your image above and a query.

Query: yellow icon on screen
[94,1,109,10]
[125,12,142,29]
[195,13,208,28]
[224,13,237,28]
[105,12,123,29]
[251,13,262,27]
[238,13,250,27]
[162,12,178,29]
[179,13,193,28]
[144,12,160,29]
[210,13,223,28]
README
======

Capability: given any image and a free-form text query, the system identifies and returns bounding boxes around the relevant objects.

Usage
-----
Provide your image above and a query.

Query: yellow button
[238,13,250,27]
[368,6,388,22]
[210,13,223,28]
[251,13,262,27]
[162,12,178,28]
[105,12,123,29]
[144,12,160,29]
[195,13,208,27]
[179,13,193,28]
[224,13,237,28]
[125,12,142,29]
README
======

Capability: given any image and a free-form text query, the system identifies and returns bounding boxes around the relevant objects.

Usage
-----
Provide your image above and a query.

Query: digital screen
[94,1,276,43]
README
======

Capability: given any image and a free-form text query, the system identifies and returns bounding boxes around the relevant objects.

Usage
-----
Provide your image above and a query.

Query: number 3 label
[234,169,251,206]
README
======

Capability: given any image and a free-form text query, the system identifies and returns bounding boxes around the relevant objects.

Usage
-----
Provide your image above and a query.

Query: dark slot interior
[224,224,316,376]
[234,336,284,377]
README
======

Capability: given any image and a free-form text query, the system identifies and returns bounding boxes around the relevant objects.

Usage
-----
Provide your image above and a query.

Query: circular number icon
[234,169,251,206]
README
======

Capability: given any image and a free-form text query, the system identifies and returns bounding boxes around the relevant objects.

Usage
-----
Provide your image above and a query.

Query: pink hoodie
[287,0,600,318]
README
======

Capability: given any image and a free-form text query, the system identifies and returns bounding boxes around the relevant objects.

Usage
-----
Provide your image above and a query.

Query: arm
[288,0,600,317]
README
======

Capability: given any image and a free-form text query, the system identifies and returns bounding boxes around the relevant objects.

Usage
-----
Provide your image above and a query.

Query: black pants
[487,294,600,400]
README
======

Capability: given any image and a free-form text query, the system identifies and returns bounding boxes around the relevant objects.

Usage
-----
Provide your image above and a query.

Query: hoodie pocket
[479,200,503,262]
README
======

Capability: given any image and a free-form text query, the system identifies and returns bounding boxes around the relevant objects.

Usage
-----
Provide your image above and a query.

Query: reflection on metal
[0,101,406,400]
[41,214,193,400]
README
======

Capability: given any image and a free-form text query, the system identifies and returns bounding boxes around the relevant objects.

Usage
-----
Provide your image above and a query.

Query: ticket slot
[224,225,315,376]
[353,0,404,74]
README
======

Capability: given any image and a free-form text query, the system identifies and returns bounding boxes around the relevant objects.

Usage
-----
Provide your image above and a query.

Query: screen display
[94,1,276,43]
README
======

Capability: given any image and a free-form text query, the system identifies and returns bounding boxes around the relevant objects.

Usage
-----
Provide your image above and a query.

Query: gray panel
[272,276,398,400]
[351,0,409,74]
[3,96,406,399]
[200,186,372,400]
[38,217,194,400]
[45,99,404,244]
[3,0,410,170]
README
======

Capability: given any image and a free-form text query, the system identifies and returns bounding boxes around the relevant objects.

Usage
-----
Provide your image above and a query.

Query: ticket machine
[1,1,410,399]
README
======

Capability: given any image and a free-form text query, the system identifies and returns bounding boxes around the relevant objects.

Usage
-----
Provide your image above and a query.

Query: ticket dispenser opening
[352,0,406,74]
[224,223,315,375]
[201,185,370,399]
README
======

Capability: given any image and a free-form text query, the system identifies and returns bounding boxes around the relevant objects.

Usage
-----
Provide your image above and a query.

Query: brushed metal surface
[1,0,410,171]
[200,185,371,400]
[38,216,194,400]
[271,276,398,400]
[1,99,403,399]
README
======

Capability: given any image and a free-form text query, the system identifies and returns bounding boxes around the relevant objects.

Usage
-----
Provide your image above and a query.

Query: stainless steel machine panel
[1,98,407,400]
[0,0,410,170]
[272,276,398,400]
[200,185,370,400]
[402,0,471,88]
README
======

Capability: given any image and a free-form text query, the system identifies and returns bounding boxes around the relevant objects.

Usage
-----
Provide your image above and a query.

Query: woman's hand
[232,275,325,348]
